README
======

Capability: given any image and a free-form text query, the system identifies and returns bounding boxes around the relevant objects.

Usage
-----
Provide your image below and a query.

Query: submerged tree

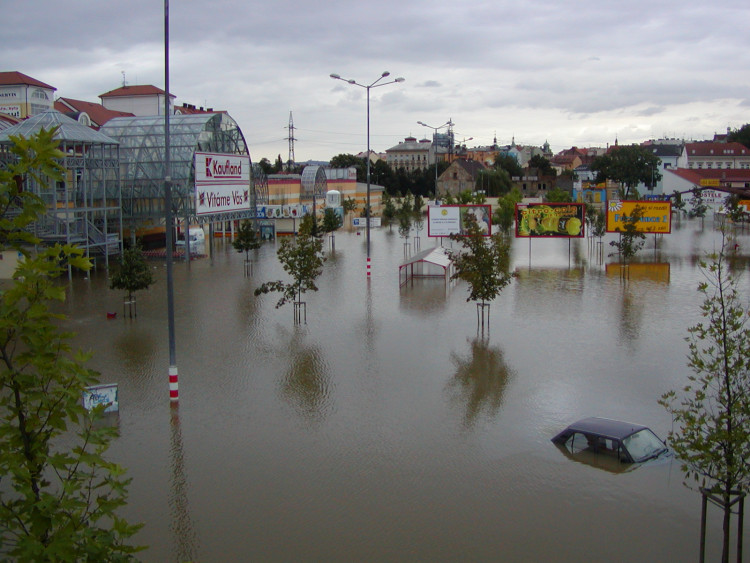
[659,231,750,562]
[0,128,143,559]
[254,218,326,322]
[109,244,155,316]
[448,213,514,334]
[232,220,261,261]
[609,204,646,264]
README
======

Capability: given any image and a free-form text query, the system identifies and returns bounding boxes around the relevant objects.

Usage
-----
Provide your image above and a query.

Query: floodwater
[59,218,750,562]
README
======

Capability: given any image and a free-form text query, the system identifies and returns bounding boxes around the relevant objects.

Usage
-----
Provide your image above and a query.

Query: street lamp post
[417,119,453,203]
[331,71,404,276]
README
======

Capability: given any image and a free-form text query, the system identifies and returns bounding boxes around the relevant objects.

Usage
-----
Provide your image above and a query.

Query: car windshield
[622,429,666,462]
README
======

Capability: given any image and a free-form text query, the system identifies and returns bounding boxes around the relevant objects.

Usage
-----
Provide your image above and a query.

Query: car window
[622,429,665,462]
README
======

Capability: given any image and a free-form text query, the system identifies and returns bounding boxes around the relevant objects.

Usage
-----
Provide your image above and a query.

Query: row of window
[689,162,750,169]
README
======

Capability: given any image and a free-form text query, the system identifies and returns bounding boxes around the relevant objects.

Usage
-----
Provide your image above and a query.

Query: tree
[609,204,646,263]
[659,232,750,562]
[254,222,326,316]
[342,196,358,218]
[590,144,662,199]
[448,213,514,333]
[528,155,556,177]
[671,190,687,217]
[493,188,523,235]
[723,194,747,224]
[109,244,155,316]
[727,123,750,149]
[233,220,261,260]
[329,154,366,182]
[381,193,397,231]
[493,153,523,178]
[475,169,512,197]
[689,187,709,221]
[258,157,273,175]
[273,154,284,173]
[0,129,143,559]
[322,208,343,234]
[545,187,572,202]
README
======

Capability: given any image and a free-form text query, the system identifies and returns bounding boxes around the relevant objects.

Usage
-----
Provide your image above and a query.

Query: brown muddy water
[58,219,750,562]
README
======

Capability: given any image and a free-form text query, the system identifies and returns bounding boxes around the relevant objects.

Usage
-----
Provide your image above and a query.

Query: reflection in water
[399,278,450,316]
[552,443,637,474]
[447,338,514,427]
[169,404,199,561]
[280,327,333,422]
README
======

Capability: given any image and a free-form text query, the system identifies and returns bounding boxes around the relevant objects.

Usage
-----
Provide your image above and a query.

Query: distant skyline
[6,0,749,162]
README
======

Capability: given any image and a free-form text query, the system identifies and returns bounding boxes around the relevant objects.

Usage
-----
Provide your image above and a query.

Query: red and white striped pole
[169,365,179,402]
[367,257,371,277]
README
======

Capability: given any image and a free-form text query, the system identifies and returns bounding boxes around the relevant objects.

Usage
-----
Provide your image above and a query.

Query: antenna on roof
[121,71,128,88]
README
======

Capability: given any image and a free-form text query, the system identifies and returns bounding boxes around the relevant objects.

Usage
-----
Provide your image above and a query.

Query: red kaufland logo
[204,157,242,179]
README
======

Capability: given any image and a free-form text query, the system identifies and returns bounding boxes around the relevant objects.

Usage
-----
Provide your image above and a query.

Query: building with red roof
[0,71,56,119]
[99,84,176,116]
[54,97,134,128]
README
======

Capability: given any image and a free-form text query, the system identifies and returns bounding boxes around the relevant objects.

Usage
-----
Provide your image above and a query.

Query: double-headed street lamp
[417,119,453,202]
[330,71,405,275]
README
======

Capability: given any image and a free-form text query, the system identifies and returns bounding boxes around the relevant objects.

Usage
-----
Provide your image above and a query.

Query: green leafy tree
[322,208,343,233]
[475,169,512,197]
[590,144,662,199]
[659,232,750,562]
[254,223,326,311]
[671,190,687,217]
[397,209,412,242]
[232,220,262,261]
[723,194,747,224]
[493,188,522,235]
[493,153,523,178]
[442,191,456,205]
[585,204,606,240]
[528,154,556,177]
[609,204,646,263]
[689,187,710,221]
[110,245,155,310]
[545,187,572,202]
[381,193,397,231]
[0,129,143,560]
[448,213,514,332]
[727,123,750,149]
[329,154,366,182]
[273,154,284,173]
[258,157,273,175]
[342,196,358,218]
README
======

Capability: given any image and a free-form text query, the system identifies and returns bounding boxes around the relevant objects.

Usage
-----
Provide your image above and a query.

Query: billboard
[606,200,672,233]
[194,152,251,216]
[427,205,492,237]
[515,203,585,238]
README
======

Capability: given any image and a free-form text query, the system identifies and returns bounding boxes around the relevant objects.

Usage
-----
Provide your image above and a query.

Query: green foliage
[254,230,325,309]
[0,127,64,252]
[723,194,747,224]
[381,193,397,229]
[585,204,606,239]
[0,130,143,559]
[688,187,709,219]
[493,188,522,235]
[493,153,523,178]
[590,144,662,198]
[545,187,572,202]
[609,204,646,262]
[397,209,412,240]
[329,154,366,182]
[232,220,262,260]
[727,123,750,149]
[475,169,512,197]
[448,213,514,306]
[671,190,686,215]
[528,155,556,177]
[322,208,343,233]
[110,245,155,302]
[342,197,358,216]
[659,232,750,561]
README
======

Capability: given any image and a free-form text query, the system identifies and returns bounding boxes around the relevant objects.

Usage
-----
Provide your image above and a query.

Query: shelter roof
[0,109,118,145]
[0,71,55,90]
[399,246,452,270]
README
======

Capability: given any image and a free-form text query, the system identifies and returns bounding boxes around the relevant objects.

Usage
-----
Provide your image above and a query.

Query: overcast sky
[6,0,749,162]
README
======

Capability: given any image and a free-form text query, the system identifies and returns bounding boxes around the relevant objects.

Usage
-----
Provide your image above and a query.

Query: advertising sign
[515,203,585,238]
[427,205,492,237]
[257,204,305,219]
[194,152,251,216]
[82,384,119,413]
[606,200,672,233]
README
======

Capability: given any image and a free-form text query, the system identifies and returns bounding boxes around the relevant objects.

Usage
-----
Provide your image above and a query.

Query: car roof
[560,417,649,440]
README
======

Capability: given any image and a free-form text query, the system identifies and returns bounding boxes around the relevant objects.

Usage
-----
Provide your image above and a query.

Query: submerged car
[552,417,669,465]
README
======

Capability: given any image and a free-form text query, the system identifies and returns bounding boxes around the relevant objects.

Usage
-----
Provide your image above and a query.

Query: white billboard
[194,152,251,216]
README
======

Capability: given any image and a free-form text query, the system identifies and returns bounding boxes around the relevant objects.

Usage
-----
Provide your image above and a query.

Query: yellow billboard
[606,200,672,233]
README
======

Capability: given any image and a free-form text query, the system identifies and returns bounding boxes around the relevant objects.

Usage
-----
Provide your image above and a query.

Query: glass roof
[0,109,118,145]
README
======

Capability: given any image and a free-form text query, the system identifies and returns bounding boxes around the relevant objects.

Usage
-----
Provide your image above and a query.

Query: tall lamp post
[330,71,404,276]
[417,119,453,203]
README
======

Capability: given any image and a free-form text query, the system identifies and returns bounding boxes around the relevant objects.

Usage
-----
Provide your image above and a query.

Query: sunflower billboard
[515,203,585,238]
[606,200,671,233]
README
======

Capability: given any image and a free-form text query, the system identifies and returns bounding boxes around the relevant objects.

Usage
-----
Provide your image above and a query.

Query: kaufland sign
[194,152,251,216]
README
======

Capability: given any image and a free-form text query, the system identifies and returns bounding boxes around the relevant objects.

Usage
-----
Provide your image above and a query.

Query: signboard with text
[194,152,251,216]
[515,202,585,238]
[427,205,492,237]
[606,200,672,233]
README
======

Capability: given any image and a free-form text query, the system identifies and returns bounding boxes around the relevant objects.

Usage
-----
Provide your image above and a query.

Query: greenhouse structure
[0,109,122,267]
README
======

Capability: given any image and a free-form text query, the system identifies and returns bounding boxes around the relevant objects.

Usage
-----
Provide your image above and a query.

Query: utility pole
[286,111,297,172]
